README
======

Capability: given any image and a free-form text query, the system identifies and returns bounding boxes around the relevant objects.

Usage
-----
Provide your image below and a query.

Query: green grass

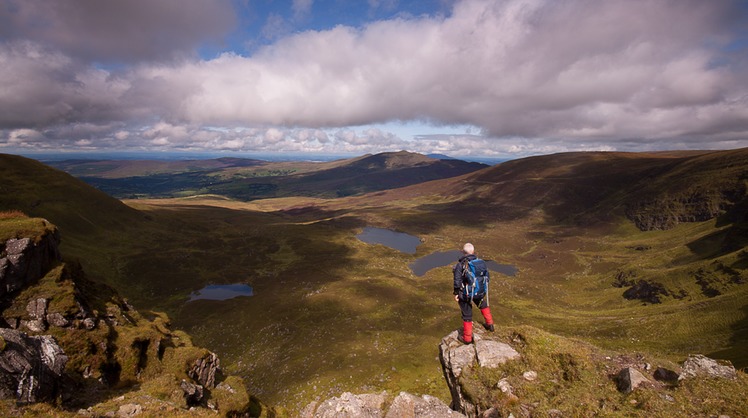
[2,150,747,415]
[457,325,748,417]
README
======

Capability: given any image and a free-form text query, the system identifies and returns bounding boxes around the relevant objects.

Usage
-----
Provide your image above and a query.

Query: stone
[615,367,650,394]
[679,354,736,381]
[82,317,97,330]
[385,392,465,417]
[439,328,521,416]
[312,391,386,418]
[188,351,220,389]
[0,233,60,297]
[24,319,47,333]
[481,408,500,418]
[653,367,679,382]
[117,403,143,417]
[26,298,48,320]
[475,339,521,368]
[180,380,204,406]
[497,378,512,394]
[47,312,71,328]
[0,328,68,403]
[523,370,538,381]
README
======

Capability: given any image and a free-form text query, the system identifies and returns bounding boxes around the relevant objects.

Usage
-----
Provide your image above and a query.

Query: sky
[1,0,748,159]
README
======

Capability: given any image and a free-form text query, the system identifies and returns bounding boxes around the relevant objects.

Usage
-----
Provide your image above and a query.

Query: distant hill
[269,151,487,198]
[424,148,748,230]
[47,151,488,200]
[0,154,145,237]
[47,156,266,178]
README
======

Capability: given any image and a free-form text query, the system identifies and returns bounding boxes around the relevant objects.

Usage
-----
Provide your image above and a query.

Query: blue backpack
[462,258,490,298]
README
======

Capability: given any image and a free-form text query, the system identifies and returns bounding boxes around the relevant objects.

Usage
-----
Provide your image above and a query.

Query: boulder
[615,367,651,393]
[679,355,737,381]
[0,328,68,403]
[653,367,679,382]
[385,392,465,417]
[302,391,462,418]
[439,328,521,417]
[311,391,386,418]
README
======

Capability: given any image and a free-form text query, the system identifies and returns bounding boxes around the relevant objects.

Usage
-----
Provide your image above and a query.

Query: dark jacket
[453,254,477,295]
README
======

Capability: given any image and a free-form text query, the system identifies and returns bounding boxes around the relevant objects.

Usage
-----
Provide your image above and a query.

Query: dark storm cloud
[0,0,236,63]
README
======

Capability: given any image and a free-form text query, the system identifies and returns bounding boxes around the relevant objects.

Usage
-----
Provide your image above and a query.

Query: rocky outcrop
[0,228,60,297]
[679,354,737,381]
[439,328,521,417]
[188,351,220,389]
[0,328,68,403]
[0,218,260,416]
[301,391,463,418]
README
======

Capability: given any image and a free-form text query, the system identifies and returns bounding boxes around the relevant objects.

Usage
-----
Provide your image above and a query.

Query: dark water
[356,227,421,254]
[188,284,254,301]
[356,227,518,277]
[409,250,518,277]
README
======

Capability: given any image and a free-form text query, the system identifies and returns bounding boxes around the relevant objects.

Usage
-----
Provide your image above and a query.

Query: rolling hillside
[48,151,488,200]
[2,149,747,414]
[0,154,146,236]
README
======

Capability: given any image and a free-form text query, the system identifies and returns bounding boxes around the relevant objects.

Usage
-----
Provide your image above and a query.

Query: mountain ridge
[45,151,488,200]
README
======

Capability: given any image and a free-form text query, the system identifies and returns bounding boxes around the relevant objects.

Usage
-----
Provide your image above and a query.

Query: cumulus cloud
[1,0,747,156]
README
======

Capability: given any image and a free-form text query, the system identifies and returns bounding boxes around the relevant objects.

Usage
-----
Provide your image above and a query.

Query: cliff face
[0,215,268,417]
[0,218,60,297]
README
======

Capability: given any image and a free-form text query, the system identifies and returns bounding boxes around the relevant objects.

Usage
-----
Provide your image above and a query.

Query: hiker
[453,242,494,344]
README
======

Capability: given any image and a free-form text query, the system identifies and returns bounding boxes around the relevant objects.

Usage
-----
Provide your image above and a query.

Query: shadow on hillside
[276,205,354,224]
[387,199,534,235]
[686,223,748,261]
[708,303,748,370]
[100,203,362,313]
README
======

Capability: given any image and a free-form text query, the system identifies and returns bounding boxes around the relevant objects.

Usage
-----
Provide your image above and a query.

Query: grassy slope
[2,150,747,415]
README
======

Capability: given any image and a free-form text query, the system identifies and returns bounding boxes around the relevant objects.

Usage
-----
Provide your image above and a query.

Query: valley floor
[89,194,747,413]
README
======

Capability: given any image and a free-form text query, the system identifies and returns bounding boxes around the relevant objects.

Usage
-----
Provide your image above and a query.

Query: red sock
[480,307,494,325]
[463,321,473,343]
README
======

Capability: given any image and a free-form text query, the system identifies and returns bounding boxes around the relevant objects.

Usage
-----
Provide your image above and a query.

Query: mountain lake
[356,227,422,254]
[357,227,517,277]
[188,284,254,301]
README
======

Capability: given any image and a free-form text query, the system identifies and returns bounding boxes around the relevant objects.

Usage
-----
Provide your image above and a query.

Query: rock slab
[0,328,68,403]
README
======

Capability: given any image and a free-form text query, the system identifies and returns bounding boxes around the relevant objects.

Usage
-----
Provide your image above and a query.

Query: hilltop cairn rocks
[439,328,521,417]
[0,328,68,403]
[0,228,61,297]
[301,391,463,418]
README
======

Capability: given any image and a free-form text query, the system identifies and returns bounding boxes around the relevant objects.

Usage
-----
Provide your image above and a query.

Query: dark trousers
[459,294,488,322]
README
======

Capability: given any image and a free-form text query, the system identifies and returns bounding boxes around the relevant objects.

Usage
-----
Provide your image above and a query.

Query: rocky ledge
[0,218,270,417]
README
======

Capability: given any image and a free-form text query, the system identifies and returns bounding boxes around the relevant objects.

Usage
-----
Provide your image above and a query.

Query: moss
[210,375,251,415]
[139,373,186,406]
[0,216,54,243]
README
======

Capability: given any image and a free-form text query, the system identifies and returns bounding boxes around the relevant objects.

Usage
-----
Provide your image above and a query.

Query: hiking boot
[483,323,495,332]
[457,335,473,345]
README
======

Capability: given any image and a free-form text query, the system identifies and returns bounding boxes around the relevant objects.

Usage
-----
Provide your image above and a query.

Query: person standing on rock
[453,242,494,344]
